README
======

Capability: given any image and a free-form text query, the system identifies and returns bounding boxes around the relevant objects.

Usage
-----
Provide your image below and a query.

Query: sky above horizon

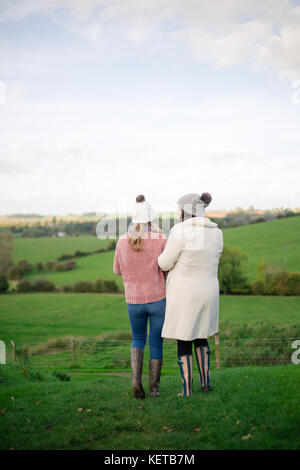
[1,0,300,215]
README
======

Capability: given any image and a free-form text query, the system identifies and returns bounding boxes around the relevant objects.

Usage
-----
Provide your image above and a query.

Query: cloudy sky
[1,0,300,215]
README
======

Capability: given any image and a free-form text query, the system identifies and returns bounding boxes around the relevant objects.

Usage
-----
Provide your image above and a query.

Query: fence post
[71,338,76,365]
[0,340,6,364]
[215,333,220,370]
[10,340,16,362]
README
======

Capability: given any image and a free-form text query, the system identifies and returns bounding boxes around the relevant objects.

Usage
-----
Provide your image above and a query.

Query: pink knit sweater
[113,231,167,304]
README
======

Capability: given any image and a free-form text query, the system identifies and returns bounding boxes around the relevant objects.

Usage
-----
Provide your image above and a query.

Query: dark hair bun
[200,192,212,207]
[136,194,145,203]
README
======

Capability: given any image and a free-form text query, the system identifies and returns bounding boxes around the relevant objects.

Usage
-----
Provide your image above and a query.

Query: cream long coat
[158,217,223,340]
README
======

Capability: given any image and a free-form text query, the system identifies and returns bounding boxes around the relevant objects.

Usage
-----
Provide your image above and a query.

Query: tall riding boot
[177,354,193,397]
[149,359,162,397]
[130,348,145,399]
[195,345,212,392]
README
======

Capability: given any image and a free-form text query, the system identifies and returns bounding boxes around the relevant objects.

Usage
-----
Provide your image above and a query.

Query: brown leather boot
[130,348,145,399]
[149,359,162,397]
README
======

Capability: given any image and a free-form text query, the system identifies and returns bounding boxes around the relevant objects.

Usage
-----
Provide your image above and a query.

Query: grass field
[12,215,300,288]
[0,293,299,373]
[1,293,299,345]
[1,216,299,450]
[223,215,300,280]
[25,250,124,289]
[0,363,299,450]
[13,236,110,264]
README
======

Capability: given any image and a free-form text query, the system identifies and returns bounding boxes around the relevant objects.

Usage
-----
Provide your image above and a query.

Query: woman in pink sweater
[113,195,167,399]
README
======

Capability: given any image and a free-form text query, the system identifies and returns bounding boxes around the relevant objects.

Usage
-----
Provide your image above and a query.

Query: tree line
[0,208,298,238]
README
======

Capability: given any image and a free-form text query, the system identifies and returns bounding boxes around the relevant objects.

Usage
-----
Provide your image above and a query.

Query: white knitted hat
[132,199,155,223]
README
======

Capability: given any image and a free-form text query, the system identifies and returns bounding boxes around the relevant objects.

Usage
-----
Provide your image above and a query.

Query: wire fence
[4,335,299,370]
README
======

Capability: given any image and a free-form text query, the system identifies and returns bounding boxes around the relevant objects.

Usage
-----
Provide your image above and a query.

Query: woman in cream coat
[158,192,223,397]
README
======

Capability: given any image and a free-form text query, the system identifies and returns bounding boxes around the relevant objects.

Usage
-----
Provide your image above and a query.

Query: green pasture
[0,363,299,450]
[223,215,300,280]
[25,250,124,289]
[12,216,300,289]
[1,293,299,345]
[13,236,110,264]
[0,293,299,373]
[1,216,299,450]
[0,293,126,344]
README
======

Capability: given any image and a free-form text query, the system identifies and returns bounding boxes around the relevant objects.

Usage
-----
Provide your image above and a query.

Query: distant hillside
[11,214,300,289]
[223,215,300,281]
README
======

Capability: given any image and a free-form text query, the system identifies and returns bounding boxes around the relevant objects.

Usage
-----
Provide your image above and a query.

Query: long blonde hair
[128,222,162,252]
[128,222,148,252]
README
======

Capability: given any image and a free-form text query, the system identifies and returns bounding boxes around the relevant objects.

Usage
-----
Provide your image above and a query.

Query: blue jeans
[127,298,166,360]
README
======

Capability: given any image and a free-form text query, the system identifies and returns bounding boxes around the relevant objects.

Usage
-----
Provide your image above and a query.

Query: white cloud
[0,91,299,213]
[1,1,300,213]
[258,6,300,79]
[1,0,299,79]
[171,19,272,67]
